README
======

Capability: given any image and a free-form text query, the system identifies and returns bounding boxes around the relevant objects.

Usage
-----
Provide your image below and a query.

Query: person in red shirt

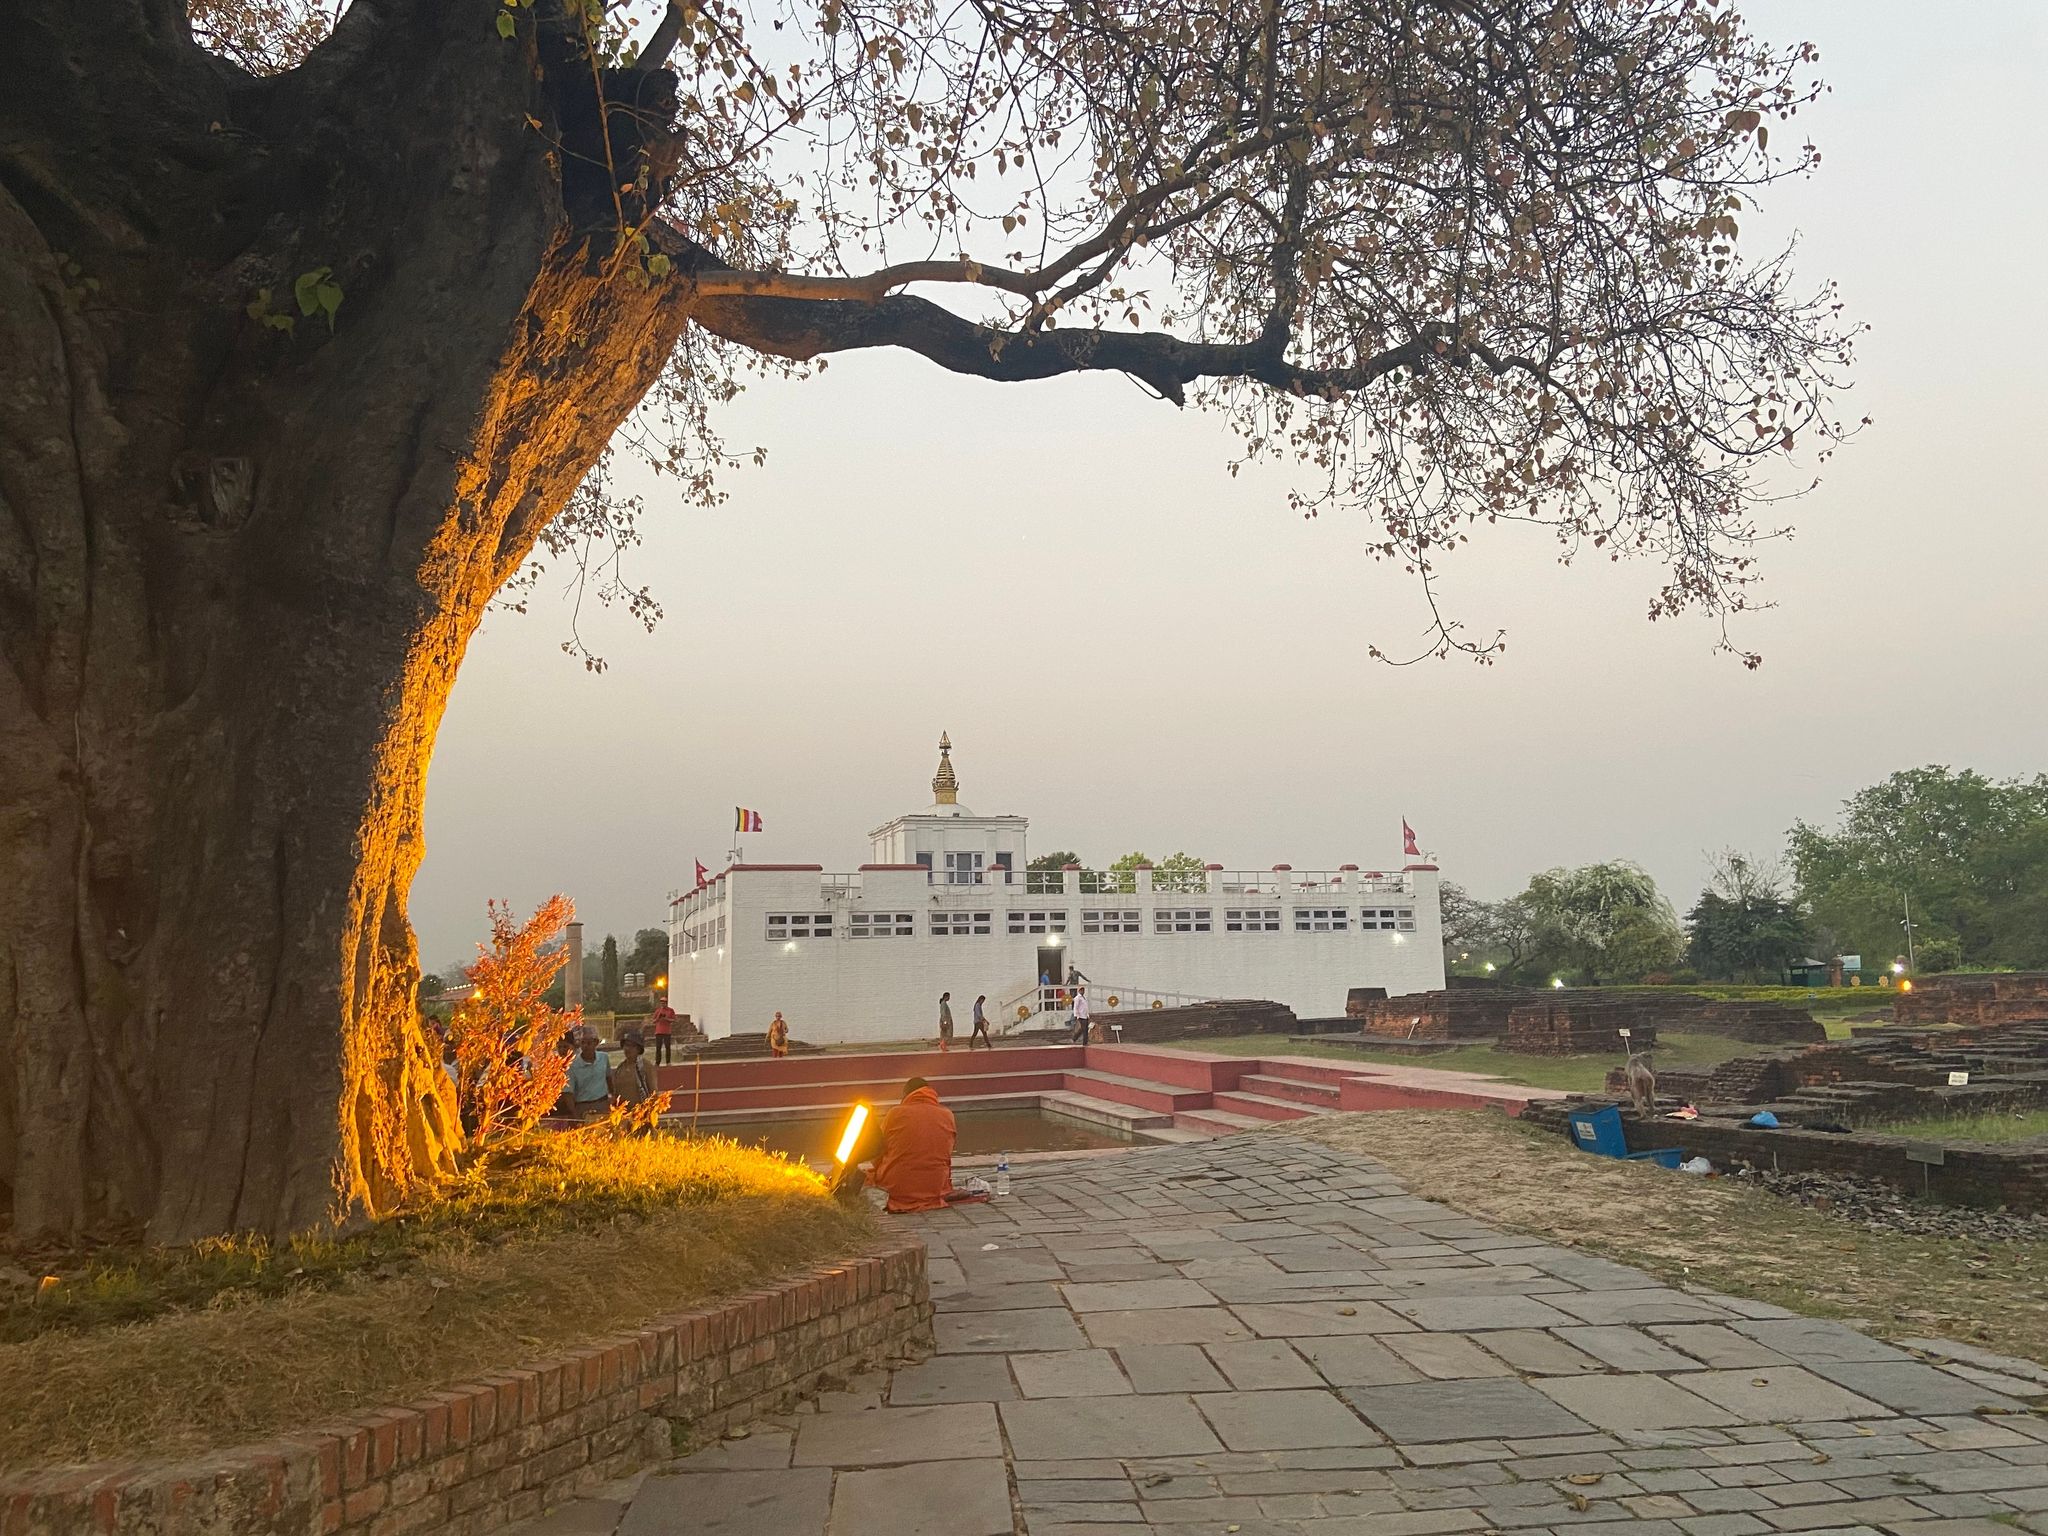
[650,1003,677,1065]
[866,1078,957,1213]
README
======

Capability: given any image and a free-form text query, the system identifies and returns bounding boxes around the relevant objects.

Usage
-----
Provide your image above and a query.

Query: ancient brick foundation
[1349,988,1540,1041]
[1893,972,2048,1028]
[1525,1098,2048,1211]
[1501,997,1661,1056]
[3,1236,930,1536]
[1106,999,1298,1043]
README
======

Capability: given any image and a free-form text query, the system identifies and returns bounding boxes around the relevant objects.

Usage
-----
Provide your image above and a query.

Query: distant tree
[1438,881,1493,966]
[1027,852,1083,893]
[1100,850,1208,894]
[1491,895,1540,975]
[599,935,622,1008]
[1685,850,1809,982]
[1518,862,1684,984]
[446,897,574,1147]
[627,927,668,983]
[1789,767,2048,970]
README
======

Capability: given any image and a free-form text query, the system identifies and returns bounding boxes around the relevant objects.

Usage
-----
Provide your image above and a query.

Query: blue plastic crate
[1567,1105,1684,1167]
[1567,1105,1628,1156]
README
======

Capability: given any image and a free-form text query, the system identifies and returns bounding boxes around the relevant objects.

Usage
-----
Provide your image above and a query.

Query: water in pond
[700,1107,1132,1163]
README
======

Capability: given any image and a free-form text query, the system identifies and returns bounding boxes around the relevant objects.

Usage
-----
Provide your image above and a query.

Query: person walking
[767,1010,790,1058]
[1068,984,1092,1045]
[567,1035,612,1120]
[937,991,955,1053]
[968,993,992,1050]
[609,1032,657,1106]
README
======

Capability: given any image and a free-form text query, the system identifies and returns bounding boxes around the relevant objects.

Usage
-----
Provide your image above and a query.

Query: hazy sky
[412,0,2048,973]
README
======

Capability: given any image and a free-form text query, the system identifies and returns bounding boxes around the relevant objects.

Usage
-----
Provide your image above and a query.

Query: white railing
[1090,983,1215,1012]
[995,978,1216,1032]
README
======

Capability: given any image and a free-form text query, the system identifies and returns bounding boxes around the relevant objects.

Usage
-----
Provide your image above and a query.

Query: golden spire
[932,731,959,805]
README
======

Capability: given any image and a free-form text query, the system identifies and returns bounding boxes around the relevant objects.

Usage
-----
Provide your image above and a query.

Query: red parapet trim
[728,863,826,873]
[1403,863,1440,872]
[858,863,927,871]
[1338,863,1360,871]
[1061,863,1082,870]
[1271,863,1293,871]
[1205,863,1225,870]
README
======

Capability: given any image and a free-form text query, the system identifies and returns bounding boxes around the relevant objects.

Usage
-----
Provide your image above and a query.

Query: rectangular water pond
[700,1106,1134,1163]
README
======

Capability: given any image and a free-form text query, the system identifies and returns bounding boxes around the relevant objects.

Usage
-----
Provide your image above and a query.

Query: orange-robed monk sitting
[864,1077,957,1213]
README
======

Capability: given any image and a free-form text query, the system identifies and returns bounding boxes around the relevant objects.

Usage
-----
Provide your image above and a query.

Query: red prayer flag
[1402,819,1420,858]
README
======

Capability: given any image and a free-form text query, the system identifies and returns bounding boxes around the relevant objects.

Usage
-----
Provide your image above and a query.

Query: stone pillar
[564,920,585,1011]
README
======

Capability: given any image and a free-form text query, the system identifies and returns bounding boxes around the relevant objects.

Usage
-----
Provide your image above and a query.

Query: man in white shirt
[1069,985,1092,1044]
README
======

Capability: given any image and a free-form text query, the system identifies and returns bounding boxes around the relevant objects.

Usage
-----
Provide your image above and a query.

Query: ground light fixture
[1552,977,1565,988]
[827,1102,870,1196]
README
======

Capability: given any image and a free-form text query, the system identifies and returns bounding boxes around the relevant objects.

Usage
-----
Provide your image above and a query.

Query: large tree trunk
[0,0,693,1240]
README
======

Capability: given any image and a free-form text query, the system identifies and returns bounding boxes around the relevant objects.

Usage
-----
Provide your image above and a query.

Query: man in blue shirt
[567,1035,611,1120]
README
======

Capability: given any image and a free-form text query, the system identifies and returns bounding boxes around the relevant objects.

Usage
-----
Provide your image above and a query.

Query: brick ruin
[1329,986,1826,1056]
[1892,970,2048,1028]
[1528,984,2048,1212]
[1345,987,1541,1042]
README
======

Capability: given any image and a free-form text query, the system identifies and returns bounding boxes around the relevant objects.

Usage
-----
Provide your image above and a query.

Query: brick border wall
[4,1234,930,1536]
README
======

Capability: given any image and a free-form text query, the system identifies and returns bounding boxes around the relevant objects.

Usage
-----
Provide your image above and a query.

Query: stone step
[1036,1089,1176,1133]
[1173,1107,1275,1134]
[1059,1069,1212,1115]
[1210,1089,1325,1121]
[1238,1071,1343,1107]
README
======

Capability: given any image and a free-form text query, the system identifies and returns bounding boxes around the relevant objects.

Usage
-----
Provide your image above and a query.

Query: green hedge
[1619,983,1890,1008]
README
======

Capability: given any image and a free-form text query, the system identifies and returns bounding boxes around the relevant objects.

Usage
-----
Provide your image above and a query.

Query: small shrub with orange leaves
[446,896,578,1147]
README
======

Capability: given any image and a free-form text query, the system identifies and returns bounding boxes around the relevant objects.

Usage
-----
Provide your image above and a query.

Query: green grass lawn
[1151,1031,1757,1094]
[1862,1106,2048,1144]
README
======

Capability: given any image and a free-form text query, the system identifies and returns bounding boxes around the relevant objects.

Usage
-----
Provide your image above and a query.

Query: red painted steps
[660,1067,1065,1115]
[1174,1106,1279,1135]
[1236,1072,1342,1109]
[1210,1089,1326,1121]
[1057,1069,1213,1115]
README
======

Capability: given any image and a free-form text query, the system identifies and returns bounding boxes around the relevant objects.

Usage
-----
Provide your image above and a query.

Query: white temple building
[666,736,1446,1043]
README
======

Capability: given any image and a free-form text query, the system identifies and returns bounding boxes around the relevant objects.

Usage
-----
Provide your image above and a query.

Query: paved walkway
[534,1135,2048,1536]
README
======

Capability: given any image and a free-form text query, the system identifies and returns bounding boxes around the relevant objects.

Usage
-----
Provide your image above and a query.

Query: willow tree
[0,0,1853,1239]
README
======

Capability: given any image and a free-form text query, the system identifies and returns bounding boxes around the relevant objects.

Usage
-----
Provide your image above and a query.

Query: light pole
[1900,893,1917,973]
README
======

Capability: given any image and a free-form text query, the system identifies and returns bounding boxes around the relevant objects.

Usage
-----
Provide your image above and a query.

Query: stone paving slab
[581,1134,2048,1536]
[1081,1306,1252,1347]
[1806,1362,2027,1416]
[936,1306,1089,1353]
[1060,1277,1215,1311]
[1193,1387,1384,1451]
[618,1467,832,1534]
[1012,1348,1134,1397]
[1679,1368,1892,1424]
[1113,1342,1233,1394]
[792,1403,1002,1466]
[884,1353,1019,1404]
[1001,1393,1224,1460]
[825,1459,1011,1536]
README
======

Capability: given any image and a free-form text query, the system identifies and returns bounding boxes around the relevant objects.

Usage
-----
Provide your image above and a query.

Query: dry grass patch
[1291,1110,2048,1368]
[0,1134,873,1471]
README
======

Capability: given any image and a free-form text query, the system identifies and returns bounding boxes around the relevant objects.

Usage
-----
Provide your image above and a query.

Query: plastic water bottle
[996,1153,1011,1197]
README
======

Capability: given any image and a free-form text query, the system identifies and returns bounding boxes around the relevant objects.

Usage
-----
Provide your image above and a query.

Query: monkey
[1624,1050,1657,1117]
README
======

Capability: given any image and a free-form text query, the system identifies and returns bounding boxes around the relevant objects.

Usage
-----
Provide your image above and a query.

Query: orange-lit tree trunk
[0,0,695,1240]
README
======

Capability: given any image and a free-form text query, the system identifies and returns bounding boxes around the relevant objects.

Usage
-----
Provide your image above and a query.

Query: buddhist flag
[694,860,709,890]
[735,807,763,833]
[1402,819,1420,857]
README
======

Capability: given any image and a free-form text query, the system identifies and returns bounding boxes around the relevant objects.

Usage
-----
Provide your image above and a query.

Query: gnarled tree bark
[1,0,698,1240]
